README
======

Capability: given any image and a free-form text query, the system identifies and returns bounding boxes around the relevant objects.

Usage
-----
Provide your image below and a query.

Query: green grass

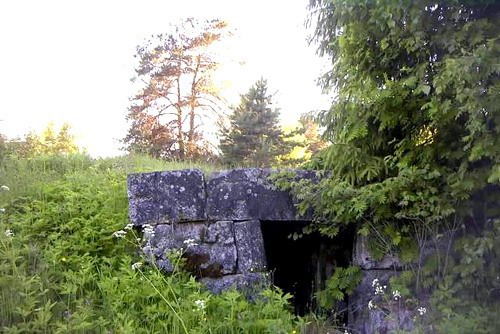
[0,154,303,333]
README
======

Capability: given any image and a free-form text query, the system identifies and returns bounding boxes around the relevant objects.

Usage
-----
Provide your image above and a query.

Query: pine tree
[220,79,289,167]
[123,18,228,160]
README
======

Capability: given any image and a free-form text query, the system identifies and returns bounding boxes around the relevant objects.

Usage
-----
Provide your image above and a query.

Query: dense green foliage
[305,0,499,235]
[279,115,328,167]
[280,0,500,331]
[315,266,361,309]
[219,79,290,167]
[0,154,301,333]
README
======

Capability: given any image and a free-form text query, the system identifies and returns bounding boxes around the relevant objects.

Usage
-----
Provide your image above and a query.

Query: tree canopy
[20,123,79,157]
[124,18,228,160]
[303,0,499,237]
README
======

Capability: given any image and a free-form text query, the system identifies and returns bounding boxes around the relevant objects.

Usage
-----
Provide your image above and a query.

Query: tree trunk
[187,56,201,157]
[176,73,185,159]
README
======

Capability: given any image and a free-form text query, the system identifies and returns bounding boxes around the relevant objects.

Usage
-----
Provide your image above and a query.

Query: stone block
[353,235,403,270]
[206,168,318,221]
[145,222,237,275]
[234,220,267,273]
[349,270,414,334]
[204,221,234,244]
[127,169,206,225]
[200,273,270,296]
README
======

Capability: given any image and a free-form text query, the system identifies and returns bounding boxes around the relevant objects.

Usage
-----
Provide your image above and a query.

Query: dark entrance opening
[261,221,354,316]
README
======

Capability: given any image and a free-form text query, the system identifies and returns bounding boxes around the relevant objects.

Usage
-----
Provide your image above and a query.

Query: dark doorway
[261,221,353,316]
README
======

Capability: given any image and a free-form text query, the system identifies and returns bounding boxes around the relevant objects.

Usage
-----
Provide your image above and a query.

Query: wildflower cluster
[0,184,9,214]
[392,290,401,301]
[112,223,156,242]
[372,278,387,295]
[131,262,143,270]
[367,277,428,329]
[183,238,197,248]
[142,224,155,239]
[5,229,14,238]
[194,299,206,311]
[112,230,127,238]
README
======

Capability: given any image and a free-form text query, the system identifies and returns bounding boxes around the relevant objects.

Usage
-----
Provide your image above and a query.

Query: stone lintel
[206,168,318,221]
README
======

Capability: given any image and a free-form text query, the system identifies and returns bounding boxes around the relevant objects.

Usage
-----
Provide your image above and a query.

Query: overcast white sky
[0,0,330,157]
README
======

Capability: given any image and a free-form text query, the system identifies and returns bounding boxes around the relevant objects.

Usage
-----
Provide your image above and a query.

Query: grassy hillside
[0,154,302,333]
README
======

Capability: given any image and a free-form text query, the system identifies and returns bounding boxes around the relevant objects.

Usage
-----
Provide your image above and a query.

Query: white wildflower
[194,299,206,311]
[1,185,10,191]
[375,285,386,295]
[417,307,427,316]
[368,300,376,310]
[0,208,5,213]
[112,230,127,238]
[142,224,155,239]
[124,223,134,230]
[4,229,14,237]
[131,262,143,270]
[183,238,197,248]
[372,278,379,287]
[392,290,401,300]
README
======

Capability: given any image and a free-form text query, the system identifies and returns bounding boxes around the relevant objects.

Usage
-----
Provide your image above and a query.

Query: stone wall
[127,168,318,294]
[349,236,413,333]
[127,168,416,333]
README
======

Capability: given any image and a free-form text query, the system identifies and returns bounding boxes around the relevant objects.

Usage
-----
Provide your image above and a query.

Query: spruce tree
[220,79,288,167]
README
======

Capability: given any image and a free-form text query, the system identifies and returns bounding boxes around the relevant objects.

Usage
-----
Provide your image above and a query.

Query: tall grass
[0,154,302,333]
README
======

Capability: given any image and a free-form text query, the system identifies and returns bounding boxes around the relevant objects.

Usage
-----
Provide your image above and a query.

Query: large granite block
[234,220,267,273]
[200,273,270,296]
[146,222,237,275]
[206,169,317,221]
[348,270,414,334]
[128,169,206,225]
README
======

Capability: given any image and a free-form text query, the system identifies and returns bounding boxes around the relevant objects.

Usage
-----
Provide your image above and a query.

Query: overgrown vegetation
[0,154,303,333]
[2,1,499,332]
[277,0,500,332]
